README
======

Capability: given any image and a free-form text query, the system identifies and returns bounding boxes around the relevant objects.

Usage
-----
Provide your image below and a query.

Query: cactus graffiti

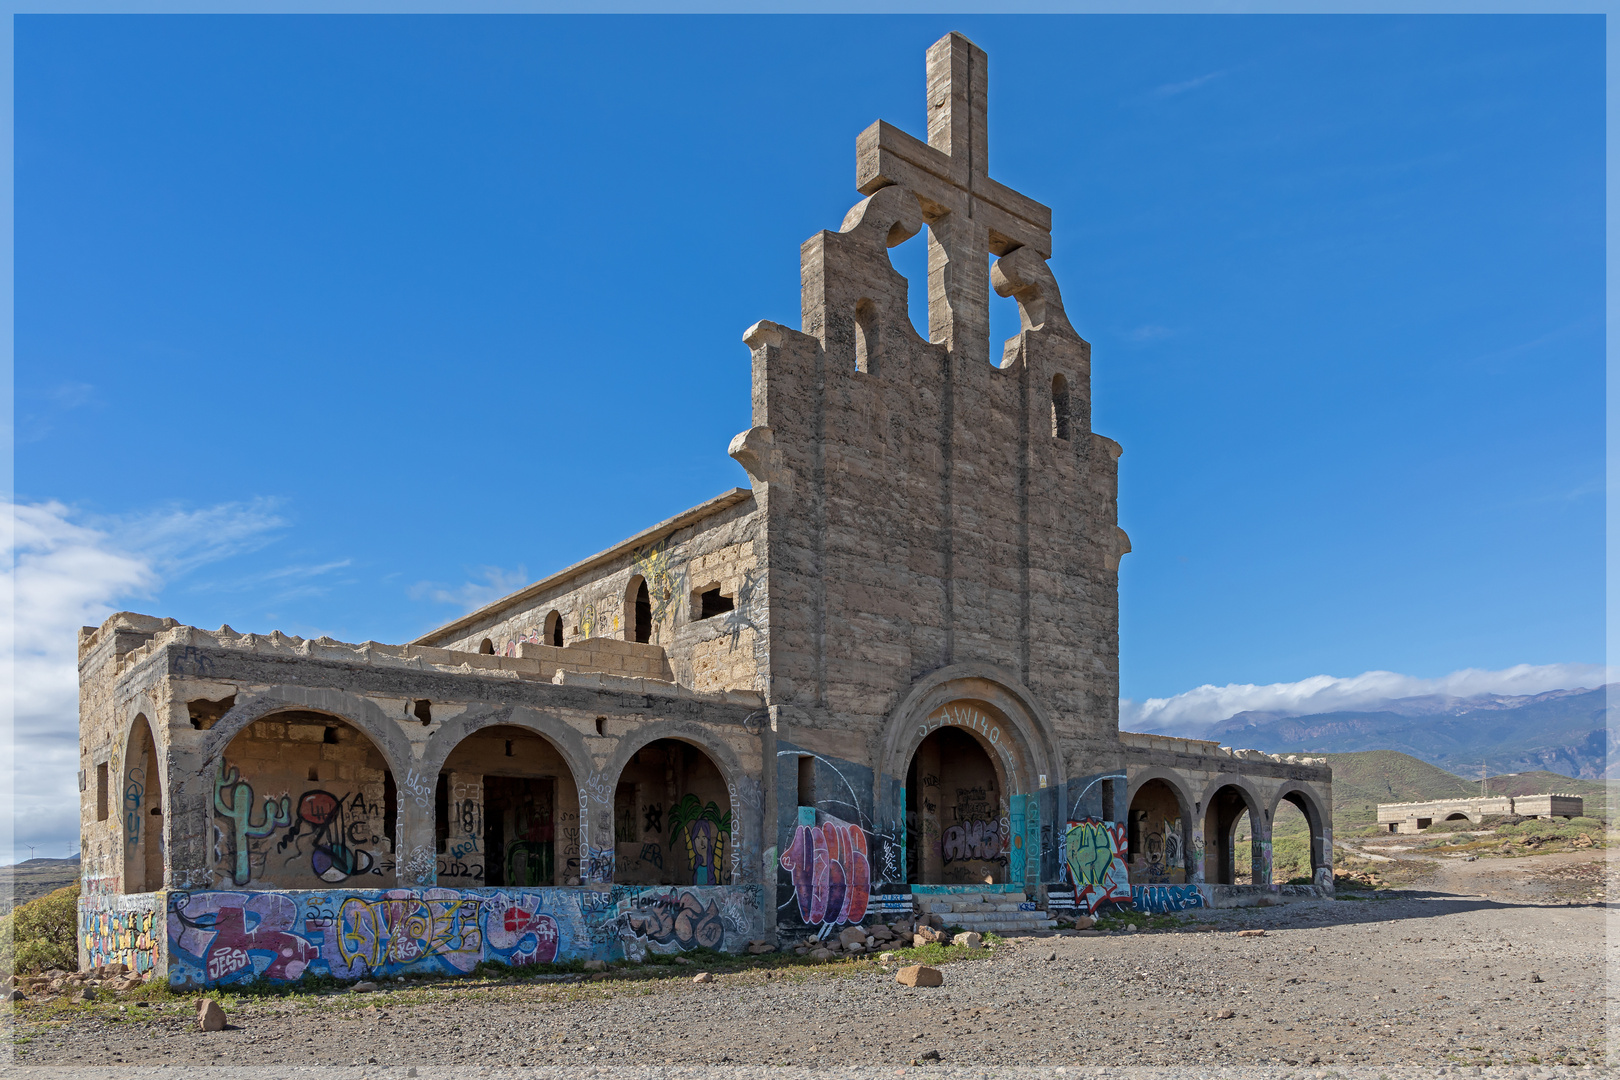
[213,762,293,886]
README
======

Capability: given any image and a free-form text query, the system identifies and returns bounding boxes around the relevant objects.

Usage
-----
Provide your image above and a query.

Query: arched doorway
[122,715,163,893]
[212,711,396,889]
[905,726,1008,885]
[1275,787,1332,886]
[1126,778,1192,885]
[436,725,579,887]
[611,738,731,885]
[1203,783,1259,886]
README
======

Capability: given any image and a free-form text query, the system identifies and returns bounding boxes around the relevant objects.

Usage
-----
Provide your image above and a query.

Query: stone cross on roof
[856,32,1055,368]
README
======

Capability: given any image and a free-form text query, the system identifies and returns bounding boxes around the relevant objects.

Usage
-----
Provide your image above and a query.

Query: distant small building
[1376,794,1583,833]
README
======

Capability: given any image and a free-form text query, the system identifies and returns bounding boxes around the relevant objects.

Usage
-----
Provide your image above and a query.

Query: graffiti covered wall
[164,883,761,987]
[79,886,164,976]
[1060,818,1132,914]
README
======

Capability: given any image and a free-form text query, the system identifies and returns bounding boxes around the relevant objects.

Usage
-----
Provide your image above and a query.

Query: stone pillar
[165,753,216,891]
[1251,809,1273,887]
[395,781,437,888]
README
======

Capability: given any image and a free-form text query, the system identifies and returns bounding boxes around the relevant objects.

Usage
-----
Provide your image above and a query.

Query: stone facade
[75,32,1331,986]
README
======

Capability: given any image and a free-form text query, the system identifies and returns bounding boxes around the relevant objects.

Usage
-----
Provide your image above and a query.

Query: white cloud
[2,498,286,865]
[1151,70,1227,98]
[1120,662,1614,736]
[408,565,530,613]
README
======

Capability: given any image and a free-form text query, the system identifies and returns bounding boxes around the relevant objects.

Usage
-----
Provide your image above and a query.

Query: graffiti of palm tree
[667,794,730,885]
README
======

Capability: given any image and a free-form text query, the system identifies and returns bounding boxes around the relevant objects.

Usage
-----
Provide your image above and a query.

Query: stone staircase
[915,892,1057,935]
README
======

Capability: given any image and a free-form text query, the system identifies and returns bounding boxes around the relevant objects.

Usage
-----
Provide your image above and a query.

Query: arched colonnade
[138,687,758,895]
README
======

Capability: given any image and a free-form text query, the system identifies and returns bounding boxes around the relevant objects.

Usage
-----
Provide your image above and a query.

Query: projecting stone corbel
[1103,526,1133,571]
[992,246,1076,337]
[729,425,793,491]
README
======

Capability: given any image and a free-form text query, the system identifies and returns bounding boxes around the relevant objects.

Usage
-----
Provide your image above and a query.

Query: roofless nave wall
[77,32,1332,986]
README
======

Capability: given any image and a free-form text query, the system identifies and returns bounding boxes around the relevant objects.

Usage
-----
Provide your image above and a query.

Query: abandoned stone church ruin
[77,32,1332,986]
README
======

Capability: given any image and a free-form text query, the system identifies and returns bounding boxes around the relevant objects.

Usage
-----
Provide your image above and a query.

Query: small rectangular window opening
[308,766,319,782]
[414,699,432,725]
[797,755,815,808]
[504,739,514,757]
[698,587,735,620]
[96,762,109,821]
[323,726,339,744]
[434,772,450,853]
[595,717,606,736]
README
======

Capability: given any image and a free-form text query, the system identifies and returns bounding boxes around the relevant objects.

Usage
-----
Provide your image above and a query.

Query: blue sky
[14,15,1604,713]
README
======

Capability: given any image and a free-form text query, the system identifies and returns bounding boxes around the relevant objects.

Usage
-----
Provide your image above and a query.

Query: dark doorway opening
[483,776,556,887]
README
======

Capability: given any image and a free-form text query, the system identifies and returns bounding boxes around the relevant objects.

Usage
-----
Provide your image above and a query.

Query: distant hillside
[1201,686,1612,779]
[0,857,79,916]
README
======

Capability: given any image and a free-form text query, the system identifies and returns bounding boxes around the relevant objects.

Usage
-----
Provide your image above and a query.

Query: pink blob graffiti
[780,815,870,928]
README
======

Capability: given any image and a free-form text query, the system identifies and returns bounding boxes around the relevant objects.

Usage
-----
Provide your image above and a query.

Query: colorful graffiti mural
[780,814,870,931]
[159,884,760,987]
[1130,884,1207,914]
[80,895,162,976]
[668,794,729,885]
[1061,819,1131,914]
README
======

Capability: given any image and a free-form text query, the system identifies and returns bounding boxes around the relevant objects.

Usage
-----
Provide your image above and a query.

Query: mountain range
[1134,685,1614,779]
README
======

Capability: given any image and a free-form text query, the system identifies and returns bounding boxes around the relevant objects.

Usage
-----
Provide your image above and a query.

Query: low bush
[0,883,80,977]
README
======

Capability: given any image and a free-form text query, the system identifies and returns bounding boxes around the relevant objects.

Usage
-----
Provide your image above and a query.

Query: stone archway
[1200,778,1266,886]
[877,665,1062,889]
[1271,783,1334,889]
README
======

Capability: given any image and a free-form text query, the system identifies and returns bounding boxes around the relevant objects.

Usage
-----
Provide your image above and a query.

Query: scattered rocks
[895,964,944,987]
[810,948,835,961]
[1042,950,1057,962]
[1528,972,1544,983]
[691,972,714,984]
[1236,929,1267,938]
[951,932,983,949]
[746,941,776,954]
[878,951,899,962]
[838,926,867,948]
[913,925,946,945]
[582,960,607,972]
[195,998,226,1032]
[1215,1009,1236,1019]
[349,981,378,993]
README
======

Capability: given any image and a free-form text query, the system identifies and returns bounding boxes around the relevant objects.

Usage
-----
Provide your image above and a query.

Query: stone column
[1250,809,1273,887]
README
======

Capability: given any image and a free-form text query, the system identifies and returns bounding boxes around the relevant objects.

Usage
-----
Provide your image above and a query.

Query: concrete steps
[915,892,1055,935]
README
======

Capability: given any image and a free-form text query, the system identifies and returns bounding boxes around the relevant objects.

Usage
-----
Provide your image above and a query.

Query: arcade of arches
[206,719,733,892]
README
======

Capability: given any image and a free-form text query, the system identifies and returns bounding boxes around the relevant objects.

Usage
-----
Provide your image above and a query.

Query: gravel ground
[5,853,1613,1077]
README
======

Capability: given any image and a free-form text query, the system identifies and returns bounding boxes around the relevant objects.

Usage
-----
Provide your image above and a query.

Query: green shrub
[0,883,80,976]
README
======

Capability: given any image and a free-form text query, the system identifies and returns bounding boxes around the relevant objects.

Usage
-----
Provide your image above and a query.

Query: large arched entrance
[611,738,731,885]
[905,725,1009,886]
[1126,777,1193,885]
[212,711,396,889]
[122,714,163,893]
[435,724,579,887]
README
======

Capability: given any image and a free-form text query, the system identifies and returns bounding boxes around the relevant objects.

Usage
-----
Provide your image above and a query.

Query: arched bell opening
[612,738,731,886]
[904,726,1009,886]
[435,724,579,887]
[212,711,396,889]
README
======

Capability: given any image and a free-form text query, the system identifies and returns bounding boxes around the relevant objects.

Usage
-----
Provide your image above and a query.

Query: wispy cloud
[409,565,530,613]
[1124,324,1175,343]
[2,498,287,864]
[1151,70,1227,98]
[1121,662,1613,736]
